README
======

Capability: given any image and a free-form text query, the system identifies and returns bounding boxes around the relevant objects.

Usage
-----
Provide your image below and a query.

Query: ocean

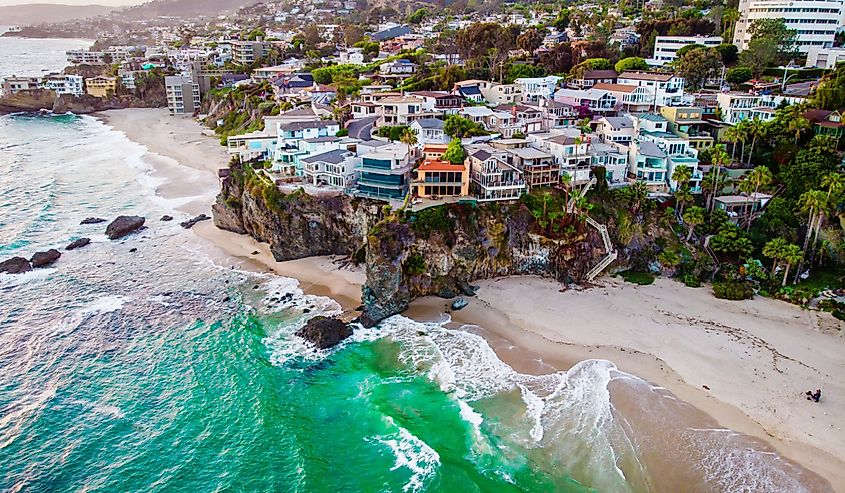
[0,34,834,493]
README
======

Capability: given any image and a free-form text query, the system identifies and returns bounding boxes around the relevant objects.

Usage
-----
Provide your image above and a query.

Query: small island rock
[180,214,210,229]
[106,215,145,240]
[65,238,91,250]
[160,215,174,222]
[451,297,468,310]
[80,217,106,225]
[0,257,32,274]
[295,316,352,349]
[31,249,61,268]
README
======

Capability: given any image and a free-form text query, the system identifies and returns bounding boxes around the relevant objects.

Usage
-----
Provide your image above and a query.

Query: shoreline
[101,107,845,491]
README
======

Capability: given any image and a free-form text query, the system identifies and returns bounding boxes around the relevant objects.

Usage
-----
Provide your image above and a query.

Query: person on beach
[806,389,822,403]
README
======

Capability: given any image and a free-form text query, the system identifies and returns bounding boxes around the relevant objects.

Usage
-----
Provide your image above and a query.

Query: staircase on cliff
[584,216,617,281]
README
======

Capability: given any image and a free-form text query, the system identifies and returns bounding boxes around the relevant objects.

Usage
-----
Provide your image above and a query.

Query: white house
[651,36,723,65]
[554,88,617,114]
[514,76,563,102]
[410,118,450,145]
[301,148,360,188]
[42,74,84,97]
[616,71,687,107]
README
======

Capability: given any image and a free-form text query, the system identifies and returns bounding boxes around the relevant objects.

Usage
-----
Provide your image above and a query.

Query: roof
[638,113,668,123]
[279,120,338,131]
[462,106,494,117]
[302,149,350,164]
[412,90,458,99]
[304,136,340,143]
[602,116,633,128]
[377,96,423,104]
[508,147,553,159]
[471,149,492,161]
[593,83,638,93]
[618,71,674,82]
[638,141,667,158]
[547,134,579,145]
[370,25,412,41]
[494,104,539,113]
[418,159,465,172]
[458,86,482,97]
[582,69,618,80]
[413,118,445,129]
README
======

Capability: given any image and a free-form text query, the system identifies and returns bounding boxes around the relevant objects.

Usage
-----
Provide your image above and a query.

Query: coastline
[100,107,845,490]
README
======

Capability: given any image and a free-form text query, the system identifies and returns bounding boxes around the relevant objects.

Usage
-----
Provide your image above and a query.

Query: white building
[301,148,360,188]
[514,76,563,102]
[733,0,844,53]
[42,74,84,97]
[716,92,803,123]
[616,71,687,107]
[651,36,723,64]
[164,75,201,116]
[805,46,845,68]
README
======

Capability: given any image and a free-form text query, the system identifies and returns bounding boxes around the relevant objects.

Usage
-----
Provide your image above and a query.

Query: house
[569,69,618,90]
[422,143,449,161]
[804,109,845,142]
[506,145,558,189]
[714,193,772,220]
[590,142,629,185]
[634,114,702,192]
[453,80,486,103]
[273,120,341,175]
[628,141,669,192]
[527,130,592,184]
[227,128,278,163]
[412,158,470,198]
[554,88,617,114]
[514,76,563,102]
[42,74,84,97]
[412,91,463,115]
[660,106,714,150]
[301,148,360,188]
[480,82,522,106]
[410,118,450,145]
[595,116,636,145]
[379,59,418,77]
[616,71,687,107]
[352,101,379,119]
[592,83,652,113]
[538,99,579,129]
[376,95,426,126]
[542,31,569,49]
[272,73,315,100]
[715,92,801,124]
[1,76,39,95]
[465,145,526,201]
[370,25,412,42]
[164,75,200,115]
[494,104,543,134]
[354,142,415,200]
[85,76,117,98]
[253,64,295,81]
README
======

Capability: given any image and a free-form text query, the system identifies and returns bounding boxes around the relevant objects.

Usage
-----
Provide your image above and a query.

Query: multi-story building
[227,127,278,163]
[634,114,702,192]
[85,76,117,98]
[537,99,580,129]
[1,76,39,95]
[590,142,630,185]
[273,120,341,175]
[659,106,715,150]
[376,96,425,126]
[354,142,415,200]
[554,88,617,114]
[616,71,687,107]
[230,41,270,65]
[164,75,200,115]
[595,116,636,145]
[514,76,563,102]
[412,158,470,198]
[592,83,652,112]
[302,149,360,189]
[733,0,843,53]
[805,46,845,68]
[42,74,84,97]
[527,130,593,184]
[716,92,802,123]
[411,91,463,115]
[410,119,450,145]
[651,36,723,64]
[465,145,526,201]
[568,69,618,90]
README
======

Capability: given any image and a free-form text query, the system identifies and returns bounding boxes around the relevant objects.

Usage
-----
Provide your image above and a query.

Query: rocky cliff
[0,90,164,115]
[212,162,652,326]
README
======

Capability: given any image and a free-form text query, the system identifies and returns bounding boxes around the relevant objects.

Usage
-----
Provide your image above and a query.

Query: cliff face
[213,163,626,326]
[0,90,164,115]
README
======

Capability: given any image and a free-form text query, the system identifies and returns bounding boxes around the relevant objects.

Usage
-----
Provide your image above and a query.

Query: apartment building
[164,75,201,115]
[616,71,687,107]
[514,76,563,102]
[1,76,39,95]
[42,74,84,97]
[651,36,723,64]
[230,40,270,65]
[733,0,844,52]
[716,92,802,123]
[354,142,415,200]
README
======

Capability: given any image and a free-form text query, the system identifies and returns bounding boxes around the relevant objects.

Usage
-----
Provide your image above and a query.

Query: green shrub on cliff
[408,206,455,239]
[404,252,427,275]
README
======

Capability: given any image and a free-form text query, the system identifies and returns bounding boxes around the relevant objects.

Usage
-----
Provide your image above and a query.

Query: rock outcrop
[0,257,32,274]
[65,238,91,250]
[80,217,106,225]
[106,215,145,240]
[180,213,210,229]
[31,249,61,267]
[295,316,352,349]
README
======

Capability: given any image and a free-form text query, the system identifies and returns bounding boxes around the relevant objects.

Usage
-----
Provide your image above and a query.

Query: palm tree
[733,120,751,164]
[399,127,418,162]
[706,144,731,211]
[682,205,705,241]
[672,164,693,215]
[674,186,694,218]
[745,118,765,165]
[722,126,739,163]
[796,190,827,281]
[763,237,788,273]
[781,244,803,286]
[627,182,649,215]
[740,165,773,231]
[787,113,810,144]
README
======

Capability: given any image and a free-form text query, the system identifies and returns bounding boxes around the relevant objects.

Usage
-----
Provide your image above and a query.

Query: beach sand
[101,107,845,491]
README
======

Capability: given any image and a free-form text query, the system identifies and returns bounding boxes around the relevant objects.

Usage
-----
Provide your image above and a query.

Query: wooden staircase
[584,216,617,281]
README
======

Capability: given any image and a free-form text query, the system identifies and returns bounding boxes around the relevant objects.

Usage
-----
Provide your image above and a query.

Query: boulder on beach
[160,215,173,222]
[0,257,32,274]
[31,249,61,268]
[65,238,91,250]
[295,316,352,349]
[180,214,210,229]
[106,215,145,240]
[80,217,106,225]
[451,297,468,310]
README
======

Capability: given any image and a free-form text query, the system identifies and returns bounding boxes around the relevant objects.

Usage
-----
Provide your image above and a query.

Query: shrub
[618,270,655,285]
[404,252,427,276]
[683,274,701,288]
[712,281,754,300]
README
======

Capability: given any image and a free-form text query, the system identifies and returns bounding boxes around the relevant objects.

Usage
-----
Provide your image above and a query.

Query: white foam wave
[78,295,130,315]
[372,416,440,493]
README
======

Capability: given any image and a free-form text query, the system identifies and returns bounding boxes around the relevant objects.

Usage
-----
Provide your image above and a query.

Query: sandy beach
[101,107,845,490]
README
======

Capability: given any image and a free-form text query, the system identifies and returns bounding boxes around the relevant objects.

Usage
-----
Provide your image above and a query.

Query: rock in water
[106,215,145,240]
[160,215,174,222]
[31,249,61,268]
[295,316,352,349]
[80,217,106,225]
[180,214,210,229]
[0,257,32,274]
[65,238,91,250]
[451,297,468,310]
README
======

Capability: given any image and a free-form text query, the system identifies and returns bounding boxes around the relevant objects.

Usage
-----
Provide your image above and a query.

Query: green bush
[409,206,455,238]
[712,281,754,300]
[404,252,427,275]
[683,274,701,288]
[618,270,655,285]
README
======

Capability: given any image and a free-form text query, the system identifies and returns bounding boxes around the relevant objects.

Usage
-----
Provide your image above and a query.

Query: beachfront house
[353,141,416,200]
[301,149,360,189]
[465,145,526,202]
[412,158,470,198]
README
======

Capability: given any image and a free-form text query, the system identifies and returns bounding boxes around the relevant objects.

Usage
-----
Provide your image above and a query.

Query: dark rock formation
[180,213,210,229]
[295,316,352,349]
[106,215,145,240]
[65,238,91,250]
[160,215,173,222]
[31,249,61,267]
[451,298,468,310]
[0,257,32,274]
[80,217,106,225]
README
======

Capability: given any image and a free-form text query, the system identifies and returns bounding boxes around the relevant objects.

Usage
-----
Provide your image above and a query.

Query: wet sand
[101,107,845,491]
